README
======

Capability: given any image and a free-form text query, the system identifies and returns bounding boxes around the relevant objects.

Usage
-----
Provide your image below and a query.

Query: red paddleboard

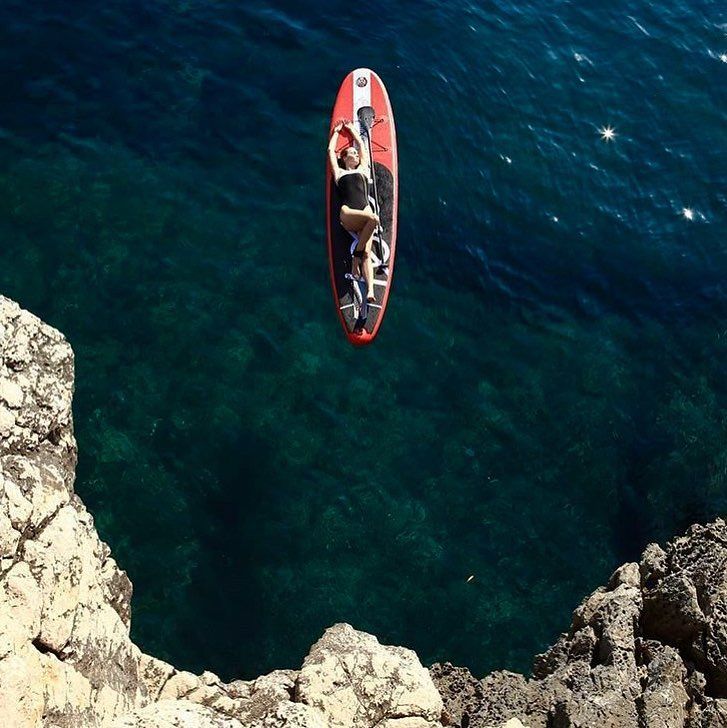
[326,68,398,346]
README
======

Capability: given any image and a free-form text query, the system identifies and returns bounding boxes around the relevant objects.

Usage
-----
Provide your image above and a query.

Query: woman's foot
[367,292,376,303]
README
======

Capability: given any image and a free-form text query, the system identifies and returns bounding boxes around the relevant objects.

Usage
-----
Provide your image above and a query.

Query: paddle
[356,105,387,273]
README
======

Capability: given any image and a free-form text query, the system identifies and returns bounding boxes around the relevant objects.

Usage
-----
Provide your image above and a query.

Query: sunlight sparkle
[598,125,617,142]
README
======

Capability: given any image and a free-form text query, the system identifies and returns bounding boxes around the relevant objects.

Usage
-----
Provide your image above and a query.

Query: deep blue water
[0,0,725,680]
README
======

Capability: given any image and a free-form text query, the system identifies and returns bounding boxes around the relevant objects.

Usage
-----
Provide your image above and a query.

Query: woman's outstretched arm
[328,122,343,181]
[345,122,370,173]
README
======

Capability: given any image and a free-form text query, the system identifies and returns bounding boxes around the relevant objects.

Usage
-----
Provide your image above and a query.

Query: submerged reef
[1,293,726,727]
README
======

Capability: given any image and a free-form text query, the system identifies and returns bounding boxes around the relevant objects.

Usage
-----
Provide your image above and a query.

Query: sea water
[0,0,724,679]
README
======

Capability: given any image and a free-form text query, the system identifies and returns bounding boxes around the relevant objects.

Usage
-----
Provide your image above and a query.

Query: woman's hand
[329,121,344,152]
[346,121,364,142]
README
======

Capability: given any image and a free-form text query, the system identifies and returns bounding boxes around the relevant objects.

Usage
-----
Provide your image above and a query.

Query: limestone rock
[429,662,484,726]
[112,699,244,727]
[0,293,450,728]
[250,701,329,728]
[9,290,727,728]
[297,623,443,728]
[0,296,147,727]
[641,520,727,694]
[699,699,727,727]
[435,520,727,728]
[233,670,299,723]
[431,663,543,728]
[0,298,75,459]
[637,642,689,727]
[0,377,23,408]
[0,300,446,728]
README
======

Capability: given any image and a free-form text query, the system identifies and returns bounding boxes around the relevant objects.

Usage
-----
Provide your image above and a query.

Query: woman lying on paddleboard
[328,121,378,303]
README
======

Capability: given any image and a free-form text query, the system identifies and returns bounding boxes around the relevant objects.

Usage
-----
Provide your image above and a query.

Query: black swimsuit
[337,171,368,210]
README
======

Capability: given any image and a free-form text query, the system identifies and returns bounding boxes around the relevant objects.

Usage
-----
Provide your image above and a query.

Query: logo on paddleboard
[356,76,368,87]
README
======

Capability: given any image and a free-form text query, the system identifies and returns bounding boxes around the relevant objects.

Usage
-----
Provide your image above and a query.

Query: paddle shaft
[357,108,386,270]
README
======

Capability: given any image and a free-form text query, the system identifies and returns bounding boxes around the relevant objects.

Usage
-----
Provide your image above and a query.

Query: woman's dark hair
[338,145,359,169]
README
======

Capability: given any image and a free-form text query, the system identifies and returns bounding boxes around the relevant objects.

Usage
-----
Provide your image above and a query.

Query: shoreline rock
[432,521,727,727]
[2,293,727,728]
[0,295,445,727]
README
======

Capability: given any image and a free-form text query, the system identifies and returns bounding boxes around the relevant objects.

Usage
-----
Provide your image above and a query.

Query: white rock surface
[113,700,245,727]
[0,377,23,408]
[297,623,443,728]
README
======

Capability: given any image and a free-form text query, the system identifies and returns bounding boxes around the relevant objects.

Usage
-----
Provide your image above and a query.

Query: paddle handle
[364,126,386,269]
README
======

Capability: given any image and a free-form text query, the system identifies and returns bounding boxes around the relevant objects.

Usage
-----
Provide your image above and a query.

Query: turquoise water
[0,0,725,679]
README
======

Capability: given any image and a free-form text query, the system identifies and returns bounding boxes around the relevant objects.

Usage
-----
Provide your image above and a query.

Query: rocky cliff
[1,294,726,728]
[432,523,727,727]
[0,296,449,728]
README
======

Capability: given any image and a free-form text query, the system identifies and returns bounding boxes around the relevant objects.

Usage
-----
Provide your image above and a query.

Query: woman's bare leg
[354,218,377,302]
[340,205,376,232]
[364,241,375,301]
[354,217,377,253]
[341,206,378,298]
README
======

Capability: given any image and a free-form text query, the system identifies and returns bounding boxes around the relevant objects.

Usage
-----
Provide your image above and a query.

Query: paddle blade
[357,105,376,132]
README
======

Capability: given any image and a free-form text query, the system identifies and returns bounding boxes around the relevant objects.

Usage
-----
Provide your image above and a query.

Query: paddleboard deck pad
[327,68,398,346]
